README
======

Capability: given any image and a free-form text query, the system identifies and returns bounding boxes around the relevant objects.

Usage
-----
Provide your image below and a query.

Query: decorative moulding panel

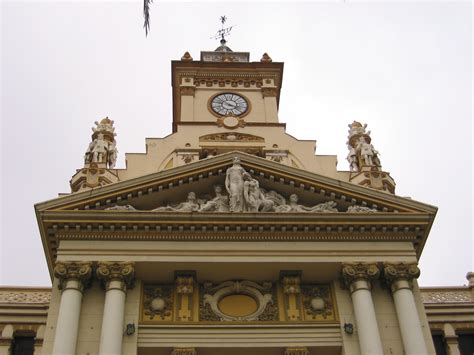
[140,279,337,324]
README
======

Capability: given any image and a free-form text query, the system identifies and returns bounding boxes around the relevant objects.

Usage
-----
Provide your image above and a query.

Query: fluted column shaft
[97,262,135,355]
[52,262,92,355]
[342,263,384,355]
[384,263,428,355]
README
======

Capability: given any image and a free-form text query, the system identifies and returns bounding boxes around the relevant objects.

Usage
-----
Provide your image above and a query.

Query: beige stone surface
[16,46,463,355]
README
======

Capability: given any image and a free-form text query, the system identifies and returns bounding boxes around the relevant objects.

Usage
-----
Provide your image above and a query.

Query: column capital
[96,262,135,291]
[383,262,420,291]
[54,261,93,291]
[171,348,197,355]
[341,262,380,291]
[284,347,309,355]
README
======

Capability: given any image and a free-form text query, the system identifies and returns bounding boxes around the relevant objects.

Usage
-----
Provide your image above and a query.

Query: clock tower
[172,41,283,132]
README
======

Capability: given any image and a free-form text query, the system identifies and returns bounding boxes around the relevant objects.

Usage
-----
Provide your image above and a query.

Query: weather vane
[210,15,234,43]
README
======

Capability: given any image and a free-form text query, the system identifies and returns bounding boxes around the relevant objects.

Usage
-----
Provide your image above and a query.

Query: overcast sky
[1,1,472,287]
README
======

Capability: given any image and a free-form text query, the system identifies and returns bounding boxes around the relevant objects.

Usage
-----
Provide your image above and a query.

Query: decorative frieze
[141,278,336,324]
[284,347,309,355]
[54,261,93,291]
[0,290,51,304]
[421,290,472,303]
[199,132,264,142]
[96,262,135,291]
[172,348,197,355]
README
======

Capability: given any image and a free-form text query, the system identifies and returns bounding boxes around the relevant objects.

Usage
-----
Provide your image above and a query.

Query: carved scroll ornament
[202,280,275,321]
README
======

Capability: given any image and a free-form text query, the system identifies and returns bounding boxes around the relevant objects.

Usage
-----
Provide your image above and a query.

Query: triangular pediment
[35,152,437,279]
[36,151,435,214]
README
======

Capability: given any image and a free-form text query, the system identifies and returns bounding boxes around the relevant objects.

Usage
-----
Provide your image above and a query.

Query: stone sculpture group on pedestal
[346,121,381,172]
[84,118,118,169]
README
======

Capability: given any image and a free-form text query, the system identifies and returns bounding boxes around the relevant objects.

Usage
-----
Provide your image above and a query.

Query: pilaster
[175,273,195,322]
[281,272,302,321]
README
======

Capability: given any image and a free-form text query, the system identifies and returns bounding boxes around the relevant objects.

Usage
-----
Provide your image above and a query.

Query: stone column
[97,262,135,355]
[284,347,309,355]
[443,323,461,355]
[52,261,92,355]
[384,262,428,355]
[34,325,45,355]
[172,348,197,355]
[341,263,384,355]
[0,325,13,355]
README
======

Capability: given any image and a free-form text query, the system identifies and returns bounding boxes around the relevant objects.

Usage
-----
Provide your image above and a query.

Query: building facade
[1,43,473,355]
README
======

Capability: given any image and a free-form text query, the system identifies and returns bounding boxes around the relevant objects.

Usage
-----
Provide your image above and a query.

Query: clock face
[210,93,248,116]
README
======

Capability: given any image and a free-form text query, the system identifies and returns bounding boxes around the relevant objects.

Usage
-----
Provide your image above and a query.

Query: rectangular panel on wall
[140,279,337,324]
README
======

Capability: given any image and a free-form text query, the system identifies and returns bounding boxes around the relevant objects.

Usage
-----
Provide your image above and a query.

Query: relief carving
[281,275,302,321]
[176,275,195,321]
[143,284,173,321]
[302,285,334,320]
[341,262,380,290]
[383,262,420,290]
[201,280,275,321]
[102,157,389,214]
[142,279,335,324]
[54,261,93,291]
[199,133,264,142]
[96,262,135,291]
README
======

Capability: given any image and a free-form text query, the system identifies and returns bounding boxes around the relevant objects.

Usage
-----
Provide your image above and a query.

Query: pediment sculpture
[105,157,380,213]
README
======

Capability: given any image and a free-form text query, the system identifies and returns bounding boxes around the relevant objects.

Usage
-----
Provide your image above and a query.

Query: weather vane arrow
[210,15,235,43]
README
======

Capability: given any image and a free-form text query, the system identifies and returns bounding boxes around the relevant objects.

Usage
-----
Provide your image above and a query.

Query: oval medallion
[218,294,258,317]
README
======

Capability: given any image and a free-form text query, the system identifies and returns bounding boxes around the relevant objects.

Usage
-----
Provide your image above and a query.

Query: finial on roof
[181,51,193,62]
[261,53,272,63]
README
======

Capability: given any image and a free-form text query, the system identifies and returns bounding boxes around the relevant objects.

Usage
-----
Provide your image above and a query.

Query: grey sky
[1,1,472,287]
